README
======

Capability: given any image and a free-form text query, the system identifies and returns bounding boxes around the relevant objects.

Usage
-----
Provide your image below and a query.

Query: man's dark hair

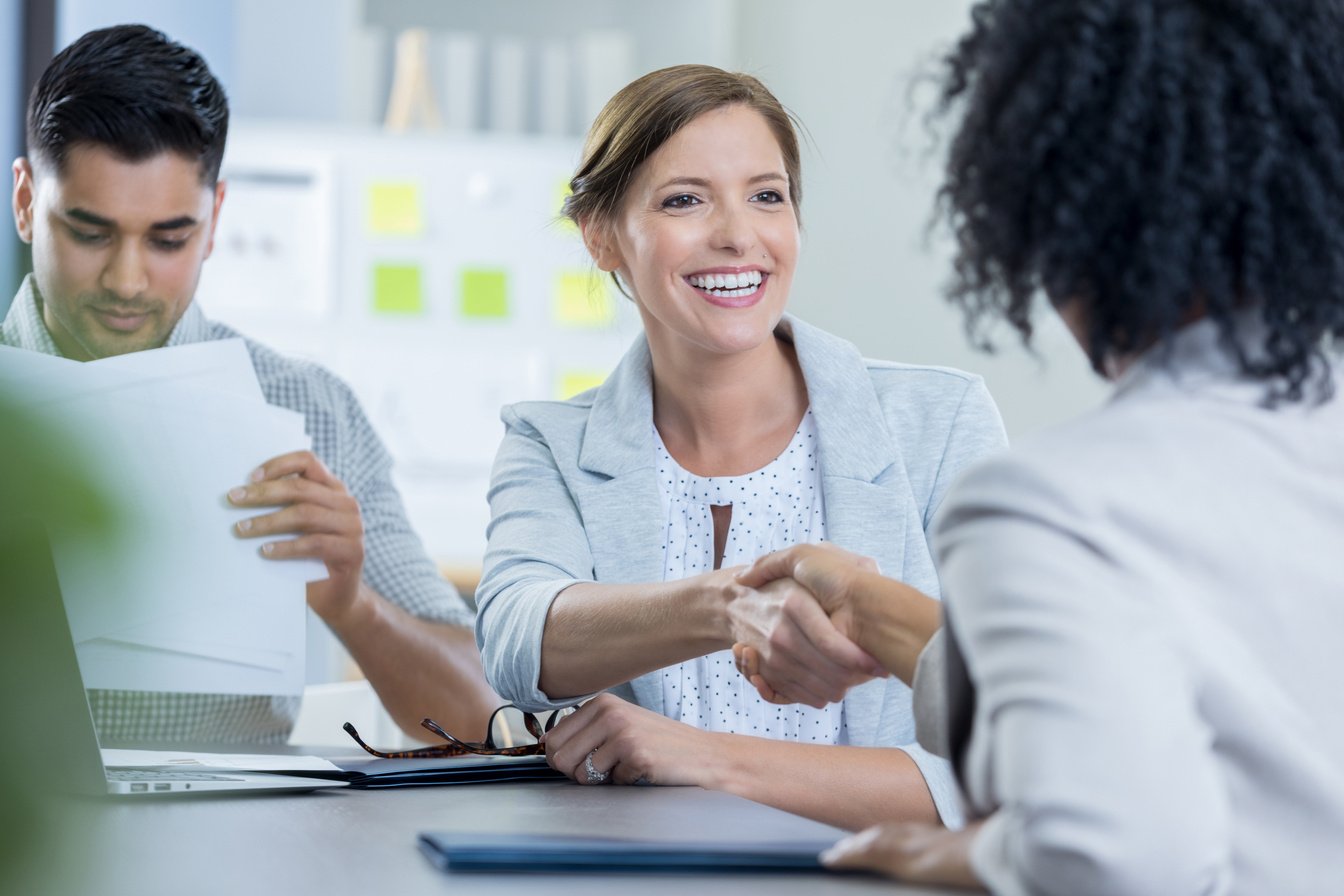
[27,24,229,185]
[937,0,1344,402]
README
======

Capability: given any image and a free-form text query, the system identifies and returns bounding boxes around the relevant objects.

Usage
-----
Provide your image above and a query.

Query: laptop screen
[1,519,110,797]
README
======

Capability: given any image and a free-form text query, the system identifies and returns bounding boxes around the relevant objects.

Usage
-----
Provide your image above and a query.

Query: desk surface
[39,780,963,896]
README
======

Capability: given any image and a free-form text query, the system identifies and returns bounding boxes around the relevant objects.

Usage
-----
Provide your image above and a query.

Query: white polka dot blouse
[653,408,847,743]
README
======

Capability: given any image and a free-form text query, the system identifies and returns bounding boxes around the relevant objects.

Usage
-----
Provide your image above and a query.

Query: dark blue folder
[417,832,838,874]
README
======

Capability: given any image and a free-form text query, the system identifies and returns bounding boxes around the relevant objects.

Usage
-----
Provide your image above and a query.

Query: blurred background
[1,0,1107,694]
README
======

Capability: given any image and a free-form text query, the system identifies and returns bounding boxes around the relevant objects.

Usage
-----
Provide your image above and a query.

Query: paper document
[102,748,341,774]
[0,340,325,697]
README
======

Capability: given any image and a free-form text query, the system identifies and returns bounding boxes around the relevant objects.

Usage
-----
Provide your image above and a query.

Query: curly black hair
[937,0,1344,401]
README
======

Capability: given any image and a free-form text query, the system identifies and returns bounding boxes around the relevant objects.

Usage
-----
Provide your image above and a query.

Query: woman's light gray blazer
[475,314,1007,824]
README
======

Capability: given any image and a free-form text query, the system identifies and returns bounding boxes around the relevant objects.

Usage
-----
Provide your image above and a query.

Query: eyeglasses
[342,704,565,759]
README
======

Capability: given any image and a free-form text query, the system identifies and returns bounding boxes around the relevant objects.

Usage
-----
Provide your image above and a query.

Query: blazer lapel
[573,334,666,584]
[570,335,667,713]
[787,316,911,746]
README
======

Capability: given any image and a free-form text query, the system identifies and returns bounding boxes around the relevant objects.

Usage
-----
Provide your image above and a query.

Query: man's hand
[820,819,986,890]
[227,450,365,622]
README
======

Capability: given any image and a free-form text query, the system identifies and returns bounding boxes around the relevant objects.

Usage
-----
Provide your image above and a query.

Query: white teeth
[689,270,763,293]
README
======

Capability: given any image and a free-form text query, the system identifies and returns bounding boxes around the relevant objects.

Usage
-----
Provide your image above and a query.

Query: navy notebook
[279,753,565,788]
[417,832,837,874]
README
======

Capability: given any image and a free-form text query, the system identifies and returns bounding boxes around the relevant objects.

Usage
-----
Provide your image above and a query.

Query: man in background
[3,23,498,744]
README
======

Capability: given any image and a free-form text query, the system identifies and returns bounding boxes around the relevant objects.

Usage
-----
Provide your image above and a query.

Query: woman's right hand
[720,555,884,708]
[734,543,941,700]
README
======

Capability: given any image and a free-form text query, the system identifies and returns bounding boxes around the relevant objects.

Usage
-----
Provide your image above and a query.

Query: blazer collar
[577,314,899,483]
[783,315,900,483]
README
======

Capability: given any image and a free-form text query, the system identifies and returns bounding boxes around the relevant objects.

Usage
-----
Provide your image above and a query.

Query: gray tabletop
[26,780,968,896]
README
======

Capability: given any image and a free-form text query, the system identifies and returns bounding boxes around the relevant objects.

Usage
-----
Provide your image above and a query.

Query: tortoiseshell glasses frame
[342,703,566,759]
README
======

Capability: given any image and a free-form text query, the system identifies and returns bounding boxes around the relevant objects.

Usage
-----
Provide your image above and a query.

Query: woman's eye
[751,189,785,204]
[662,194,700,210]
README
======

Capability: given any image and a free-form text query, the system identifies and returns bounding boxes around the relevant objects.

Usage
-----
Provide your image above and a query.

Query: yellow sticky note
[554,271,615,327]
[556,370,608,400]
[460,268,509,319]
[372,264,424,314]
[367,182,423,236]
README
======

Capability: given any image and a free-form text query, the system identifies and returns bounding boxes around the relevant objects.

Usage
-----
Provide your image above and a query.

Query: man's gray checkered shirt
[2,277,473,743]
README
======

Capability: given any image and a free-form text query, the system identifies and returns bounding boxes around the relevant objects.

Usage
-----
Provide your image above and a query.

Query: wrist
[691,571,738,652]
[852,574,940,685]
[312,578,377,634]
[698,730,747,793]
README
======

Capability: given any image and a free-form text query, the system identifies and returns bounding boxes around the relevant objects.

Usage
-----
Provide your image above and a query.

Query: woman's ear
[580,217,621,272]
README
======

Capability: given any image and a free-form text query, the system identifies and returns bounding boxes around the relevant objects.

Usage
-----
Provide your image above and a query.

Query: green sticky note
[554,271,615,327]
[368,182,423,236]
[460,268,509,319]
[556,370,608,399]
[372,264,424,314]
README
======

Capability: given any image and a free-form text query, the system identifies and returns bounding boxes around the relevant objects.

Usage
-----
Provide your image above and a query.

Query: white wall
[52,0,1110,436]
[735,0,1108,437]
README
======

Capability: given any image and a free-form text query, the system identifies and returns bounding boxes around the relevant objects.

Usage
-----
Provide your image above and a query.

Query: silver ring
[582,750,608,784]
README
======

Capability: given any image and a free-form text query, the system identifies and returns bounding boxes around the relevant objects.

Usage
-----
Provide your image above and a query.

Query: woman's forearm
[538,576,732,700]
[709,734,941,831]
[850,572,943,686]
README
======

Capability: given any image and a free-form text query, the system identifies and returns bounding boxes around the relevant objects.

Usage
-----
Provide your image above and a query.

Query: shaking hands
[730,543,942,705]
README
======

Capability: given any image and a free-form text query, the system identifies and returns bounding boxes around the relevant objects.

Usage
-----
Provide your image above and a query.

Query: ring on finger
[582,749,609,784]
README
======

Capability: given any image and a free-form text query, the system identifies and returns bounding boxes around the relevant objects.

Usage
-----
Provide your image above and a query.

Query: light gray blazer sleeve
[912,628,950,759]
[474,406,589,711]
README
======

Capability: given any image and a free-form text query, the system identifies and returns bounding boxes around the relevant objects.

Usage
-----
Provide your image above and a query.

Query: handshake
[725,543,943,708]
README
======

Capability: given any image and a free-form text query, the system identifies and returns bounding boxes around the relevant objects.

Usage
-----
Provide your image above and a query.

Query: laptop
[1,520,346,796]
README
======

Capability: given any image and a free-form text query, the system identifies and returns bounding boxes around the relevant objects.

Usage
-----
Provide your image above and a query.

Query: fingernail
[821,835,855,864]
[227,487,247,503]
[261,543,274,555]
[249,467,265,482]
[236,518,252,533]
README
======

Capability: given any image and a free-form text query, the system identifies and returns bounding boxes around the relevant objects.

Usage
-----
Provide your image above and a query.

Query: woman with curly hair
[737,0,1344,891]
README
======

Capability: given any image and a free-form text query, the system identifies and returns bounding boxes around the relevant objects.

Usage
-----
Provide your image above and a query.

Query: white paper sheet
[101,748,341,773]
[1,339,327,697]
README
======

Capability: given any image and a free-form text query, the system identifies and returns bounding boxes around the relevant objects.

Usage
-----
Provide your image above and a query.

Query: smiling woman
[472,64,1008,833]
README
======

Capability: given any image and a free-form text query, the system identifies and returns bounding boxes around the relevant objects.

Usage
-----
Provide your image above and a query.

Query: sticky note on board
[556,370,608,400]
[367,183,423,236]
[372,264,424,314]
[554,271,615,327]
[460,268,509,319]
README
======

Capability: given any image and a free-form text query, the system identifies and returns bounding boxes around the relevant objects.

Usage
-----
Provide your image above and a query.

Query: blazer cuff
[476,577,585,711]
[912,627,951,759]
[896,741,967,830]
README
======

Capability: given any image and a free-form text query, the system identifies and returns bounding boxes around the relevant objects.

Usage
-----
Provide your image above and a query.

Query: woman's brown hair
[562,64,803,233]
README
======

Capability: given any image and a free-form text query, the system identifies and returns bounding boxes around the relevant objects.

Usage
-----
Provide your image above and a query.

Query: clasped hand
[226,449,365,621]
[729,543,887,706]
